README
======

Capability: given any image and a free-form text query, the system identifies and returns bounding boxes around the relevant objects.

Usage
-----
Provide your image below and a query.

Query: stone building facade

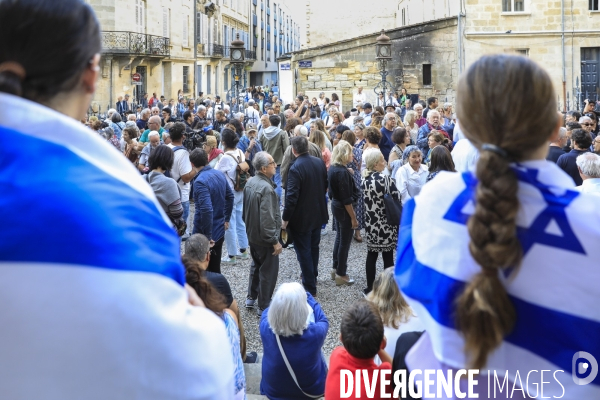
[288,18,458,111]
[463,0,600,109]
[88,0,197,112]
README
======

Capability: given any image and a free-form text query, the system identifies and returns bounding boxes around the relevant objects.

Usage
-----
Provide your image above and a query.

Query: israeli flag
[0,93,234,400]
[396,159,600,398]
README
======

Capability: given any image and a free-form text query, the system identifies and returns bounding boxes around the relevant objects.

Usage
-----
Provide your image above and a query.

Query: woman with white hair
[259,282,328,399]
[361,149,400,295]
[395,145,428,204]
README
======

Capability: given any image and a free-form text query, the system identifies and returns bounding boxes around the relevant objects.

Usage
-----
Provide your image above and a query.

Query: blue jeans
[224,190,248,256]
[181,201,190,234]
[290,227,321,295]
[273,165,282,205]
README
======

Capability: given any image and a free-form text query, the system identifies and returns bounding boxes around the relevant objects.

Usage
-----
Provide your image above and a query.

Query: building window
[402,9,405,26]
[135,0,146,34]
[423,64,432,86]
[591,0,599,10]
[183,66,189,93]
[183,16,189,47]
[502,0,525,12]
[515,48,529,56]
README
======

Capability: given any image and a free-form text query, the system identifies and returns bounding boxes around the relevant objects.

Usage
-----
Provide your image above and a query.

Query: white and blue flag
[0,93,234,400]
[396,159,600,398]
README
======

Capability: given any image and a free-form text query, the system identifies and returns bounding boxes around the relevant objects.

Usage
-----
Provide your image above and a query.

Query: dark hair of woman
[341,130,356,146]
[456,54,559,369]
[148,144,174,171]
[221,128,239,149]
[428,145,455,173]
[182,258,227,315]
[284,117,303,134]
[392,127,408,145]
[331,93,339,102]
[364,126,382,145]
[123,126,138,140]
[228,118,244,137]
[0,0,101,101]
[375,106,385,115]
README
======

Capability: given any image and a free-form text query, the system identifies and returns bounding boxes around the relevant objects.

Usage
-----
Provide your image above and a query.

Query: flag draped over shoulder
[395,160,600,398]
[0,93,234,400]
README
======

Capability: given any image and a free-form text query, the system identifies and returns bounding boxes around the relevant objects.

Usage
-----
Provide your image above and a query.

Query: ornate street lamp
[229,33,246,114]
[374,30,394,108]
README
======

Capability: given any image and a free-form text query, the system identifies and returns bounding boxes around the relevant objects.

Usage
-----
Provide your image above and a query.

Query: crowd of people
[3,1,600,399]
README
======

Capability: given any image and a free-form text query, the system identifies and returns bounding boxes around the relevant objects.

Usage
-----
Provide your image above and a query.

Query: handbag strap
[275,334,323,399]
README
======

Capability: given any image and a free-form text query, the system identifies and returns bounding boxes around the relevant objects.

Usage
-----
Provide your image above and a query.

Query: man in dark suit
[281,136,328,296]
[116,94,130,115]
[556,128,591,185]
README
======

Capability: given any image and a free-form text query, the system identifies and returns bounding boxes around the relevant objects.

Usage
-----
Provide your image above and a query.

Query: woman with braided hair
[395,54,600,397]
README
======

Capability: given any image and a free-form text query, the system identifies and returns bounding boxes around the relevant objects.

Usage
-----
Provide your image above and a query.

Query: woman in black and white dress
[361,148,400,296]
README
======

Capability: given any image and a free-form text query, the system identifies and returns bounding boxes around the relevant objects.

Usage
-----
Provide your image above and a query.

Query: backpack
[225,150,250,192]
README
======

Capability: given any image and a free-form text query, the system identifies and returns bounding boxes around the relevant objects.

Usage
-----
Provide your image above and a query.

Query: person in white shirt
[451,138,479,172]
[245,100,260,127]
[353,86,367,108]
[216,128,250,264]
[342,108,359,129]
[317,92,325,108]
[576,152,600,195]
[167,123,198,239]
[395,145,429,204]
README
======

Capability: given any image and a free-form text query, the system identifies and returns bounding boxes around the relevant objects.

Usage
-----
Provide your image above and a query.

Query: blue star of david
[443,168,586,256]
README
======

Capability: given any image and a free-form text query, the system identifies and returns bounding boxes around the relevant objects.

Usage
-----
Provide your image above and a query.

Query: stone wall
[291,18,459,111]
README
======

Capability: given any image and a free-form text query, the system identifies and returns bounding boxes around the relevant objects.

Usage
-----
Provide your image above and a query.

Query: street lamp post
[229,33,246,115]
[374,30,393,108]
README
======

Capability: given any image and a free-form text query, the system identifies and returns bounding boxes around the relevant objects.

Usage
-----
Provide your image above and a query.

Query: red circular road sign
[132,73,141,82]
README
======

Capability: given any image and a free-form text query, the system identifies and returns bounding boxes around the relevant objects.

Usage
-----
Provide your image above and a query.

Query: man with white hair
[353,86,366,108]
[151,106,160,117]
[576,152,600,194]
[136,108,151,131]
[137,131,160,172]
[380,112,397,161]
[139,115,165,142]
[280,125,323,191]
[245,100,260,127]
[547,127,567,163]
[579,116,595,138]
[416,110,449,155]
[243,151,282,315]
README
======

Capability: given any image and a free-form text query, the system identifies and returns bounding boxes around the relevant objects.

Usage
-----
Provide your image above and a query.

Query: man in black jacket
[557,128,591,185]
[282,136,329,296]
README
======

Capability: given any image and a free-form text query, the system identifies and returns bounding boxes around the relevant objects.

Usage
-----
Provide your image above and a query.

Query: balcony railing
[246,50,256,60]
[101,31,170,57]
[196,44,255,60]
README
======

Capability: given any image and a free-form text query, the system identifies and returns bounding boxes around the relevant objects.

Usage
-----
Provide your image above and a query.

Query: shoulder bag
[382,175,402,227]
[275,334,324,399]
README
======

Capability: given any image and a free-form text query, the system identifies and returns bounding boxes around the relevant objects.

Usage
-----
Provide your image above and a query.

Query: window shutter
[163,8,168,37]
[183,17,189,47]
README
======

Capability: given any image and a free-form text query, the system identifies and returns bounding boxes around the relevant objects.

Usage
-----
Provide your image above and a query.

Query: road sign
[132,82,142,85]
[298,60,312,68]
[132,73,141,82]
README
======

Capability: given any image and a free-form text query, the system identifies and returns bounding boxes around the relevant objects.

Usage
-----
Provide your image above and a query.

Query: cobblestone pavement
[217,225,389,357]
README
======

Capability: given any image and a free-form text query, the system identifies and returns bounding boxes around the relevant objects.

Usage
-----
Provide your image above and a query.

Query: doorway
[581,47,599,103]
